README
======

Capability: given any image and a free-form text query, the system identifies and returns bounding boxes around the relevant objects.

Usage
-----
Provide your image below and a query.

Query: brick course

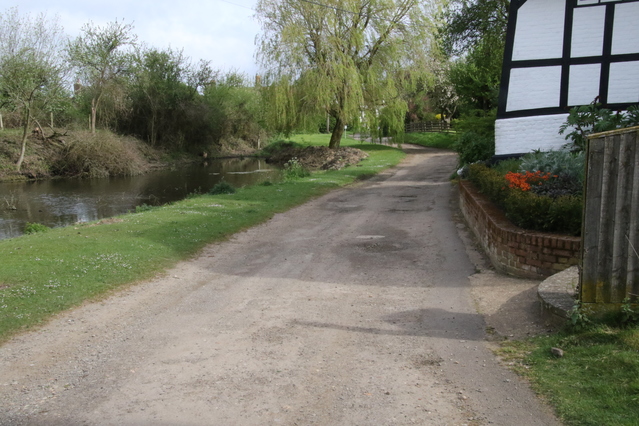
[459,180,580,279]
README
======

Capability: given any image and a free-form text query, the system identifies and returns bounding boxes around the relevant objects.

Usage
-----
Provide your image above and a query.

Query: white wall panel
[608,61,639,103]
[506,66,562,112]
[495,115,569,155]
[512,0,566,60]
[612,2,639,55]
[568,64,601,105]
[572,6,606,57]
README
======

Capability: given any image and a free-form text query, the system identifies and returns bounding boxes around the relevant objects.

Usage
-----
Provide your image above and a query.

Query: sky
[6,0,261,77]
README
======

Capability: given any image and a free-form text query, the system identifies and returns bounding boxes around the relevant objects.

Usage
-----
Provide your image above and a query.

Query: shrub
[209,181,236,195]
[52,131,149,178]
[135,203,159,213]
[283,157,310,180]
[456,131,495,165]
[468,163,508,206]
[559,101,639,151]
[24,222,49,234]
[519,150,585,197]
[492,158,521,175]
[260,140,303,157]
[519,150,584,182]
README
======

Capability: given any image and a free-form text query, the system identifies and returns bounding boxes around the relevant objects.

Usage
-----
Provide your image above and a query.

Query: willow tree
[256,0,436,148]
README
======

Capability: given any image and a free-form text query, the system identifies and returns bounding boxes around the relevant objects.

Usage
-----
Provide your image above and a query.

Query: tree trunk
[91,98,97,134]
[16,107,31,172]
[329,116,345,149]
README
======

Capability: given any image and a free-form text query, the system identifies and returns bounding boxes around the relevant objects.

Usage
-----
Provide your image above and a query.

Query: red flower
[505,171,553,191]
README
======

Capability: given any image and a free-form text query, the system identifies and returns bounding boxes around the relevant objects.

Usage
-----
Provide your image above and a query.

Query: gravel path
[0,146,560,425]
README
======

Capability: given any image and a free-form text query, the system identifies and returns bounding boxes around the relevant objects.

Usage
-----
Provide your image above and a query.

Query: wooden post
[0,113,3,130]
[50,112,54,128]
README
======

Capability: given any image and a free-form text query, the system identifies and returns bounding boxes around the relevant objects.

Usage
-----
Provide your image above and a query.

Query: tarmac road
[0,145,560,425]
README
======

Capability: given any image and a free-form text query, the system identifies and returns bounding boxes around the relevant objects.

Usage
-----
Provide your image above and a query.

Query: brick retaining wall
[459,180,580,279]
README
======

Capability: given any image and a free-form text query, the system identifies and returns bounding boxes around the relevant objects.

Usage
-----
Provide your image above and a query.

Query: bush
[135,204,155,213]
[560,102,639,151]
[453,109,496,137]
[456,131,495,165]
[519,150,584,182]
[519,150,585,197]
[468,163,508,206]
[492,158,521,175]
[52,131,149,178]
[283,157,310,180]
[24,222,49,234]
[260,140,304,157]
[209,181,236,195]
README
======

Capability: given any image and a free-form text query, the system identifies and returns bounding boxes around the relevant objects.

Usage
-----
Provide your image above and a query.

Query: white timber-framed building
[495,0,639,157]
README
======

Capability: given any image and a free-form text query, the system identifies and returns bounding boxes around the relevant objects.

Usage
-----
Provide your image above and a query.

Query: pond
[0,157,280,240]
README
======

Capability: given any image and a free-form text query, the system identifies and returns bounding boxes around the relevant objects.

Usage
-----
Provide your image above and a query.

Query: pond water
[0,157,280,240]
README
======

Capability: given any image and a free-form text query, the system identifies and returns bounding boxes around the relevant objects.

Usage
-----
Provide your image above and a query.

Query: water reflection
[0,158,279,240]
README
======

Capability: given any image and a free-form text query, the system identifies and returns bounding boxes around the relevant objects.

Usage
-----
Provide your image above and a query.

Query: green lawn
[402,132,457,150]
[0,134,405,343]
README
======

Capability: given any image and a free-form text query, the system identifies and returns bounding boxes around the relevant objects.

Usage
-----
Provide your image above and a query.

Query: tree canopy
[437,0,509,113]
[256,0,437,148]
[67,20,137,133]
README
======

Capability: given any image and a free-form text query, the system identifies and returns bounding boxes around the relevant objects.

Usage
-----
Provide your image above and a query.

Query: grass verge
[0,134,405,343]
[402,132,457,150]
[498,324,639,425]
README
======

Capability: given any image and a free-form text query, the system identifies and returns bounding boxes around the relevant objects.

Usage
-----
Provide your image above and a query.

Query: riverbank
[0,135,405,343]
[0,129,259,182]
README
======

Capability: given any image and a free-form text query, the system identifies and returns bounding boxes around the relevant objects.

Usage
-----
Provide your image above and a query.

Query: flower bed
[459,180,580,278]
[467,163,582,236]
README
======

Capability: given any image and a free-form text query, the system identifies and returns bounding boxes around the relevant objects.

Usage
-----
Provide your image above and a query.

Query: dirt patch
[267,146,369,170]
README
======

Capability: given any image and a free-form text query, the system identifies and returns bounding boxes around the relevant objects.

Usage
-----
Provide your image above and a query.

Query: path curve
[0,146,560,425]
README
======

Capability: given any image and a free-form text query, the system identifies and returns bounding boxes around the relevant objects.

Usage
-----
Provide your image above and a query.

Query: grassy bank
[0,135,405,343]
[402,132,457,150]
[500,321,639,425]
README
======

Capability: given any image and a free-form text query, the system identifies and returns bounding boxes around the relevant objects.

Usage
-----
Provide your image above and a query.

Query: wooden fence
[404,121,451,133]
[581,126,639,305]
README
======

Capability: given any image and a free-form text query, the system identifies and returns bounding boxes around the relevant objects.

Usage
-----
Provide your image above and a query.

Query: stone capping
[458,180,581,279]
[537,266,579,324]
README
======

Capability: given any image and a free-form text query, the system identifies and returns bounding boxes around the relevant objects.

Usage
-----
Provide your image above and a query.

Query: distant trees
[256,0,436,148]
[0,7,68,171]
